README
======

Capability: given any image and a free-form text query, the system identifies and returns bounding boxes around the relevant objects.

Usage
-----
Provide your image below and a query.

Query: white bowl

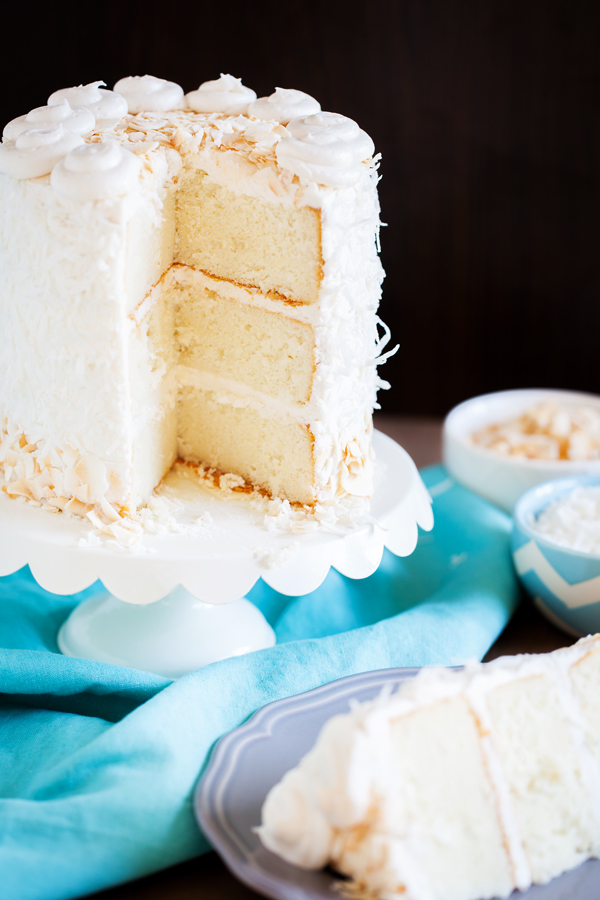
[512,474,600,637]
[443,388,600,512]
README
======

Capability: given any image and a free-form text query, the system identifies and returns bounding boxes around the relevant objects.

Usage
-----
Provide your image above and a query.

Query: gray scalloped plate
[195,667,600,900]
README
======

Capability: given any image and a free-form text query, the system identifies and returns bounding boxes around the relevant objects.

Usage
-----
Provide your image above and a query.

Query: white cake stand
[0,431,433,678]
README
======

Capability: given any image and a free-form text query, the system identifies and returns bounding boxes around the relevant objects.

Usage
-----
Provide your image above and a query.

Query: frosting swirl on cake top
[48,81,128,127]
[3,100,95,141]
[185,74,256,115]
[277,112,376,187]
[0,125,84,179]
[0,75,378,194]
[51,140,142,201]
[113,75,186,113]
[248,88,321,124]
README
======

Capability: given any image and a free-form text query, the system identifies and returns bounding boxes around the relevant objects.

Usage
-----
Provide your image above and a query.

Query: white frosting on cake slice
[258,635,600,900]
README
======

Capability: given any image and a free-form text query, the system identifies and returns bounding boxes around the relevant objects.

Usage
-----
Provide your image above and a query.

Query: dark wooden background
[3,0,600,415]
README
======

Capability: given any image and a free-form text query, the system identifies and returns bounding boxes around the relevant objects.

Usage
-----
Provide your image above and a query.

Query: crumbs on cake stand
[174,457,376,536]
[23,456,375,554]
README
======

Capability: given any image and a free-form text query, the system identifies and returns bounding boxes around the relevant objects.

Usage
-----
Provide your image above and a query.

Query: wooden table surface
[93,416,573,900]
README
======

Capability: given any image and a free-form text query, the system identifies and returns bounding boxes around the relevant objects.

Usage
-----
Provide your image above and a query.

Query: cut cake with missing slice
[0,75,390,542]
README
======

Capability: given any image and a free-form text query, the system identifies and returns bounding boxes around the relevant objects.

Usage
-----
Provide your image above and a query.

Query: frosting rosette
[276,112,375,186]
[0,125,84,179]
[3,100,95,141]
[50,140,142,200]
[48,82,128,127]
[247,88,320,125]
[185,74,256,115]
[113,75,185,113]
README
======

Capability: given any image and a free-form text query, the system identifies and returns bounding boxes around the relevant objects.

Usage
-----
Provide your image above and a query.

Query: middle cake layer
[173,280,315,405]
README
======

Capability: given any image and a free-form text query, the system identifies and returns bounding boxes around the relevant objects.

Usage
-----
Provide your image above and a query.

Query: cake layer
[384,697,513,900]
[172,281,315,406]
[570,644,600,767]
[174,168,322,304]
[486,673,600,883]
[177,386,314,504]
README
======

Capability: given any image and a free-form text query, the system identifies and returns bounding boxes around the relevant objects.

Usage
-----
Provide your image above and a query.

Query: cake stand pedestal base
[57,585,276,679]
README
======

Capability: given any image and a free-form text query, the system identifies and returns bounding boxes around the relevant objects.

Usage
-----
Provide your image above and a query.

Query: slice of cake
[0,74,389,540]
[258,635,600,900]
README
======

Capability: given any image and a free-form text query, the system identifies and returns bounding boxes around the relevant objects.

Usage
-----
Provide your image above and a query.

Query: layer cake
[0,75,390,541]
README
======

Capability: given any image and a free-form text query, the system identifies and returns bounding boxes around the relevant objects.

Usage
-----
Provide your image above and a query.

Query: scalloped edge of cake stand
[0,430,433,605]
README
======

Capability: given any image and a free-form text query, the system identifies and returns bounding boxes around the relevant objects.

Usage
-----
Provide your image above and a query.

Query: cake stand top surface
[0,431,432,605]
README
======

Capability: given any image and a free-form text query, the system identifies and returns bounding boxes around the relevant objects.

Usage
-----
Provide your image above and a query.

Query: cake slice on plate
[258,635,600,900]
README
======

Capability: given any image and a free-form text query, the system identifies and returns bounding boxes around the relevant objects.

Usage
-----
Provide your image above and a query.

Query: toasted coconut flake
[99,495,121,522]
[65,497,91,517]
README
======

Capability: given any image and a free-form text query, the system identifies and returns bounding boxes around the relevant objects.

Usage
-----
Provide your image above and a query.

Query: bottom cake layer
[177,386,315,505]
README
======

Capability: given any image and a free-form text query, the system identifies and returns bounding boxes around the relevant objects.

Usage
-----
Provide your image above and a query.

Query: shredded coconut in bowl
[533,486,600,554]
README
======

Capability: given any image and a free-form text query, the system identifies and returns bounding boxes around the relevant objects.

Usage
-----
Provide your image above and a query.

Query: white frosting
[185,74,256,115]
[0,125,84,179]
[177,367,310,422]
[259,769,335,868]
[0,175,136,509]
[247,88,320,124]
[48,81,128,126]
[277,113,375,187]
[51,140,142,201]
[114,75,185,113]
[0,147,171,521]
[3,100,95,141]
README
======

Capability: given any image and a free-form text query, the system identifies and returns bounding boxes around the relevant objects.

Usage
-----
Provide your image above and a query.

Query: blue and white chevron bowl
[512,475,600,637]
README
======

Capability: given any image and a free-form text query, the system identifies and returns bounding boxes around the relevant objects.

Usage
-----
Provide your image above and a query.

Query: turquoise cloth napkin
[0,466,519,900]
